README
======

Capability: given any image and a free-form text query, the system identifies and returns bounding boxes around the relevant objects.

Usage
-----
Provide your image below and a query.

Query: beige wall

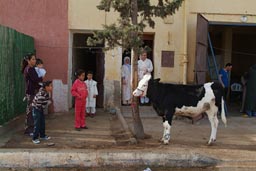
[68,0,187,84]
[69,0,122,82]
[68,0,256,86]
[189,0,256,15]
[146,7,186,83]
[69,0,105,30]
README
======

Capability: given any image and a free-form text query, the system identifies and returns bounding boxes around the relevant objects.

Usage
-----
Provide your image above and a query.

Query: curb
[0,149,219,168]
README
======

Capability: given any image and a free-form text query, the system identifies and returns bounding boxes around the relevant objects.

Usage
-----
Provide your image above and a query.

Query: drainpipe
[182,0,188,84]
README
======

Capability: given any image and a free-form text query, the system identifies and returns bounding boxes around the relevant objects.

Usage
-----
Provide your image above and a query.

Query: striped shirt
[32,87,50,110]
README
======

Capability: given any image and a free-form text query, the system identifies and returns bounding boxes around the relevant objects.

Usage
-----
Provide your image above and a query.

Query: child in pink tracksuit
[71,69,88,131]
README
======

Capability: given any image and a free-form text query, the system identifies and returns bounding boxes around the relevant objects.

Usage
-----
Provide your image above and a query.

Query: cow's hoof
[163,141,169,145]
[207,140,216,146]
[207,142,213,146]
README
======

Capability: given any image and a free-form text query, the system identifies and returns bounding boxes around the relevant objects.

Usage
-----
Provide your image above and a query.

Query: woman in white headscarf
[121,56,132,105]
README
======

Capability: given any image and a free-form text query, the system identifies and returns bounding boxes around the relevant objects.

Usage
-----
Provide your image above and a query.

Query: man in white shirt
[138,50,153,104]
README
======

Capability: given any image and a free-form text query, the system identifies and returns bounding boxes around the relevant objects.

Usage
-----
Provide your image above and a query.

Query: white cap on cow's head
[133,74,152,97]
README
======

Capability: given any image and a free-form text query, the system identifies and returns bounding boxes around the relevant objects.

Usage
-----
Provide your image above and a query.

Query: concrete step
[47,129,112,136]
[49,131,114,140]
[53,136,116,144]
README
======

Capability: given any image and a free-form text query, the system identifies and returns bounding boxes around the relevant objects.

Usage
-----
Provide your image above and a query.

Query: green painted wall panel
[0,25,34,125]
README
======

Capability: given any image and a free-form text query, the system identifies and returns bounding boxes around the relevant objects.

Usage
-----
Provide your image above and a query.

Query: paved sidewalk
[0,106,256,169]
[122,106,256,150]
[0,109,123,149]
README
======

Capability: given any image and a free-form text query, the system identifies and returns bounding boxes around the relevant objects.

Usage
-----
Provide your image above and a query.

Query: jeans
[24,95,34,134]
[32,107,46,140]
[246,110,256,117]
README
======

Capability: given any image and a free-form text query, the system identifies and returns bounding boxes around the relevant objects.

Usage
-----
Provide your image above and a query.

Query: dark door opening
[121,34,154,105]
[195,14,256,114]
[121,34,154,71]
[72,33,105,108]
[208,24,256,108]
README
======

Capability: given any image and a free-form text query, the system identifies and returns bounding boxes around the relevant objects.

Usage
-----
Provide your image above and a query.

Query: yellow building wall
[69,0,256,84]
[142,0,186,83]
[68,0,186,83]
[69,0,121,81]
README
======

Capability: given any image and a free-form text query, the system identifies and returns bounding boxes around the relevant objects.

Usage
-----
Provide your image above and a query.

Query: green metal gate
[0,25,34,125]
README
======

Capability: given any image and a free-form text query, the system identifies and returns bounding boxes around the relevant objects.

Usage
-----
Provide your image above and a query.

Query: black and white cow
[133,74,227,145]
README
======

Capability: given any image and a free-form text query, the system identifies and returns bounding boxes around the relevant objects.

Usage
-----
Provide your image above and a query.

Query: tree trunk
[130,0,145,139]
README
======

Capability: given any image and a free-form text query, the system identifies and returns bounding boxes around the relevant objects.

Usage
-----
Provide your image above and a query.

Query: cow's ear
[154,78,161,83]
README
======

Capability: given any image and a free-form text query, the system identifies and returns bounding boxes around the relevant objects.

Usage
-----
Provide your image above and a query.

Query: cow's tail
[221,97,227,127]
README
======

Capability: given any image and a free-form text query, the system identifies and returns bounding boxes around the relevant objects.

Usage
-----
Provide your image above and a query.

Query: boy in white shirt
[85,71,98,117]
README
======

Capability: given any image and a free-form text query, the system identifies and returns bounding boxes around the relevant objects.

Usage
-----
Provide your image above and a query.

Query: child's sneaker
[75,128,81,131]
[40,136,51,140]
[81,126,88,129]
[32,139,40,144]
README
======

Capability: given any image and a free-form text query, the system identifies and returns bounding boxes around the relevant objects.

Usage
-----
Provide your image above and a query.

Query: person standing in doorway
[244,65,256,117]
[21,53,43,136]
[85,71,98,118]
[121,56,132,105]
[219,63,232,101]
[138,50,153,105]
[71,69,88,130]
[240,72,248,113]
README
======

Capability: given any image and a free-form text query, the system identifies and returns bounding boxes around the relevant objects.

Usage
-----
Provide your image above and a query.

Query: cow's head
[133,74,151,97]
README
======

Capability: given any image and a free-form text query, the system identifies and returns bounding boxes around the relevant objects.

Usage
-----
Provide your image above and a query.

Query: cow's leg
[162,110,174,145]
[161,117,166,142]
[206,106,219,145]
[212,105,219,141]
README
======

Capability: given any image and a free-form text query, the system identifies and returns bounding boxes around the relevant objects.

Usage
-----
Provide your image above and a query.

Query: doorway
[195,14,256,114]
[121,34,154,105]
[72,33,105,107]
[121,34,154,64]
[208,24,256,107]
[195,14,256,85]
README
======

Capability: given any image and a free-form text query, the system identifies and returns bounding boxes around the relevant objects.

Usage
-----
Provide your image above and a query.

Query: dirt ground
[0,106,256,170]
[1,106,256,152]
[122,103,256,152]
[1,109,124,149]
[132,116,256,151]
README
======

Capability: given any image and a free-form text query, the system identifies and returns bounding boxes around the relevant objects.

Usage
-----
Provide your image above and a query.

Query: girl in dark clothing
[21,53,43,135]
